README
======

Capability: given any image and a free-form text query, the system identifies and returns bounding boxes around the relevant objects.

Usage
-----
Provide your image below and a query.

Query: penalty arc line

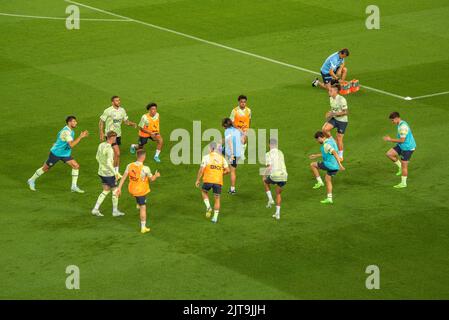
[65,0,446,101]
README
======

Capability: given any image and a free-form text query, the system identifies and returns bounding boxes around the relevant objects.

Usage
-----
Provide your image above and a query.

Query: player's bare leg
[336,132,344,160]
[394,160,408,189]
[67,159,84,193]
[386,148,402,176]
[92,184,111,216]
[202,190,212,218]
[153,134,163,163]
[27,162,51,191]
[310,162,324,189]
[229,165,237,194]
[322,122,334,138]
[320,174,333,204]
[337,67,347,81]
[211,194,221,223]
[272,186,282,220]
[113,144,121,174]
[139,204,150,233]
[263,177,275,208]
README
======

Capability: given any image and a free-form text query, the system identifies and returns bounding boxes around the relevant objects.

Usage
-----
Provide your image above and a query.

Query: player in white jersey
[92,131,125,217]
[263,139,288,220]
[99,96,137,176]
[322,85,348,159]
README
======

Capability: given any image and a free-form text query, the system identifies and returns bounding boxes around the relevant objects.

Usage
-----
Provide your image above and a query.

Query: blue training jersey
[321,138,340,170]
[50,126,74,157]
[397,120,416,151]
[321,52,344,74]
[224,127,243,157]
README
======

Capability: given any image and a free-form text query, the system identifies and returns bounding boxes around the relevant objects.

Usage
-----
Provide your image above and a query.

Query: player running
[195,142,230,223]
[92,131,125,217]
[309,131,345,204]
[263,139,288,220]
[312,48,350,90]
[130,102,163,163]
[383,112,417,189]
[99,96,137,176]
[116,149,161,234]
[27,116,88,193]
[322,85,348,159]
[230,95,251,160]
[222,118,243,195]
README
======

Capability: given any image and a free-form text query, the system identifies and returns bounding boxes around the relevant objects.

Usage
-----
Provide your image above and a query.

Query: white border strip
[411,91,449,100]
[0,12,130,22]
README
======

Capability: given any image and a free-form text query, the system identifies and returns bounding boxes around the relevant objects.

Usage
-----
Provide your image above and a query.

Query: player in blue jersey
[222,118,244,194]
[309,131,345,204]
[383,112,417,189]
[27,116,89,192]
[312,48,350,90]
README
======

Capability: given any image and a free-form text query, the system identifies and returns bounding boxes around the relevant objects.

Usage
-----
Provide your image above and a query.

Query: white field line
[411,91,449,100]
[0,12,130,21]
[63,0,441,101]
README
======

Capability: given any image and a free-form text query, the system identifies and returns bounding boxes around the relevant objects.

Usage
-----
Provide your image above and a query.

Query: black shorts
[202,183,222,195]
[327,118,348,134]
[393,145,414,161]
[45,152,73,167]
[226,156,239,168]
[111,136,121,147]
[264,176,287,187]
[99,175,116,188]
[321,71,339,85]
[135,196,147,205]
[138,134,159,147]
[318,162,339,176]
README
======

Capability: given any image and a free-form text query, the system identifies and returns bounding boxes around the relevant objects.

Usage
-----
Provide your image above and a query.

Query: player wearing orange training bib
[229,95,251,160]
[195,142,230,224]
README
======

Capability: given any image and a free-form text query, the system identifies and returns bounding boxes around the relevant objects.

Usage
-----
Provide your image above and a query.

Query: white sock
[114,167,119,174]
[401,176,407,184]
[230,186,235,191]
[94,190,110,210]
[213,210,219,219]
[204,198,211,210]
[339,150,344,158]
[395,160,402,168]
[327,193,333,200]
[71,169,79,187]
[316,176,323,184]
[266,191,273,202]
[275,205,280,215]
[112,192,119,211]
[141,221,146,228]
[30,167,45,182]
[131,144,138,149]
[155,149,161,157]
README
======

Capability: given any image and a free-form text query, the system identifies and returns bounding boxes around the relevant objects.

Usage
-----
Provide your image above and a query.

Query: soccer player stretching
[130,102,163,163]
[322,85,348,159]
[92,131,125,217]
[195,142,230,223]
[383,112,416,189]
[116,149,160,234]
[312,48,350,90]
[230,95,251,160]
[99,96,137,176]
[309,131,345,204]
[263,139,288,220]
[222,118,243,194]
[27,116,88,192]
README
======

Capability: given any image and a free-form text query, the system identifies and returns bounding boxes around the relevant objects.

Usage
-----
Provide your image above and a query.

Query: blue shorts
[45,152,73,167]
[318,162,339,176]
[321,70,339,85]
[111,136,121,147]
[393,145,414,161]
[202,183,222,195]
[135,196,146,205]
[264,176,287,187]
[99,175,116,188]
[327,118,348,134]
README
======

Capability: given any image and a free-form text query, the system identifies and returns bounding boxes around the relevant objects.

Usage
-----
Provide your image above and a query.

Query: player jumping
[263,138,288,220]
[130,102,163,163]
[195,142,230,223]
[312,48,350,90]
[309,131,345,204]
[27,116,88,193]
[230,95,251,160]
[383,112,416,189]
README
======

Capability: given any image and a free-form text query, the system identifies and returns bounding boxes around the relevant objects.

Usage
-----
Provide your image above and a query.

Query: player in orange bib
[130,102,164,163]
[116,149,160,234]
[195,142,230,223]
[230,95,251,160]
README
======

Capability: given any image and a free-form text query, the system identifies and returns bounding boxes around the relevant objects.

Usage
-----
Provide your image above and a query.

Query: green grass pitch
[1,0,449,299]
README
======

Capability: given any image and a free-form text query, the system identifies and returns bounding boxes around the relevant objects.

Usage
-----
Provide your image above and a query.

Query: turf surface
[1,0,449,299]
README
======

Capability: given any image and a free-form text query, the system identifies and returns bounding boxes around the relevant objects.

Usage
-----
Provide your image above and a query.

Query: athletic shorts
[202,183,222,195]
[327,118,348,134]
[99,175,116,188]
[226,156,240,168]
[135,196,147,205]
[138,134,159,146]
[318,162,339,176]
[45,152,73,167]
[321,70,339,85]
[111,136,121,147]
[393,145,414,161]
[264,176,287,187]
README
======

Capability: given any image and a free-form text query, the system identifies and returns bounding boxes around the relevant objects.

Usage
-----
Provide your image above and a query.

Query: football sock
[112,192,119,211]
[71,169,79,187]
[275,206,280,215]
[401,176,407,184]
[230,186,235,192]
[94,190,110,210]
[30,167,45,182]
[327,193,333,200]
[339,150,344,158]
[395,160,402,168]
[213,210,219,219]
[316,176,324,184]
[141,221,146,228]
[203,199,211,210]
[266,191,273,201]
[155,150,161,157]
[114,167,119,174]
